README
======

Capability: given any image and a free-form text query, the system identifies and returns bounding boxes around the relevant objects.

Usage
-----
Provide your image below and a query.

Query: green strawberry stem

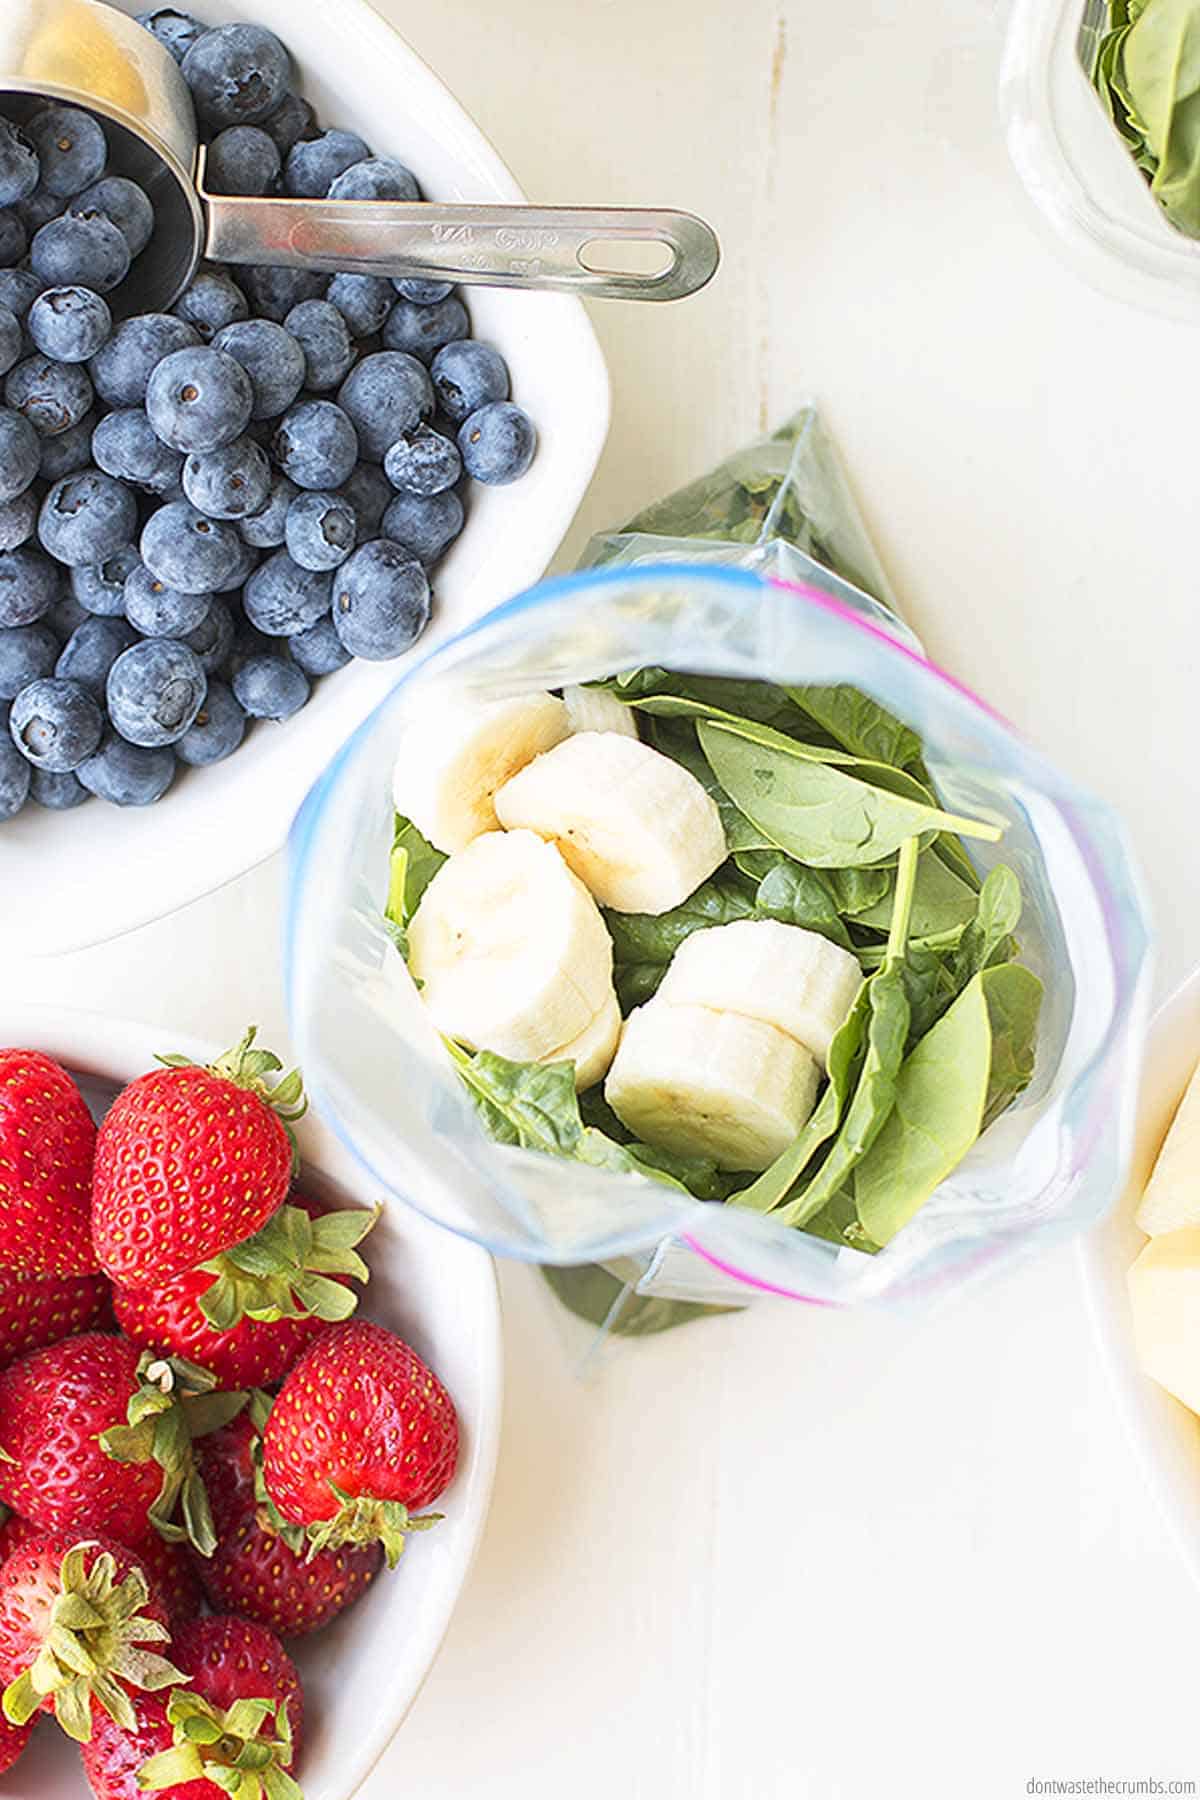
[197,1202,381,1330]
[137,1688,303,1800]
[2,1545,184,1744]
[156,1025,308,1175]
[303,1485,441,1571]
[100,1355,247,1558]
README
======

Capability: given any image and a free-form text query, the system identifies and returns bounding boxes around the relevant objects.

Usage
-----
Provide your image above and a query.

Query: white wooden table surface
[7,0,1200,1794]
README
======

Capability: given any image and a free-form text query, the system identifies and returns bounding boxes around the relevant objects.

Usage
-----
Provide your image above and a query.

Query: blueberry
[28,286,111,363]
[39,410,96,480]
[326,273,393,340]
[107,637,206,746]
[459,400,536,485]
[211,318,305,420]
[77,730,175,805]
[0,547,60,626]
[272,398,358,489]
[140,500,242,594]
[48,593,89,640]
[0,304,21,379]
[288,613,350,677]
[326,157,420,203]
[332,539,430,661]
[205,126,281,198]
[0,490,37,552]
[71,177,155,258]
[25,108,107,200]
[123,563,211,637]
[181,596,235,672]
[284,490,356,572]
[172,266,249,342]
[0,270,44,322]
[16,187,64,235]
[137,7,205,64]
[89,314,200,408]
[30,766,88,808]
[284,299,354,392]
[31,211,130,294]
[0,209,27,269]
[175,678,246,764]
[9,677,102,770]
[181,24,292,129]
[383,422,461,496]
[392,278,454,305]
[237,470,298,548]
[145,346,253,453]
[0,122,39,209]
[55,614,136,695]
[0,622,57,697]
[0,732,30,818]
[259,92,317,158]
[5,354,92,437]
[39,471,136,567]
[237,264,327,324]
[232,653,309,720]
[380,487,463,567]
[213,534,259,594]
[339,461,392,537]
[226,610,274,676]
[71,545,141,616]
[0,408,41,500]
[92,408,184,494]
[336,351,432,460]
[242,549,332,636]
[381,295,468,366]
[284,130,371,198]
[182,433,271,519]
[430,339,509,425]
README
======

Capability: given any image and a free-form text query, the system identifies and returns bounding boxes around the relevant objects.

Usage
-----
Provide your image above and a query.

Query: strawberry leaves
[100,1354,247,1558]
[138,1688,302,1800]
[197,1202,380,1330]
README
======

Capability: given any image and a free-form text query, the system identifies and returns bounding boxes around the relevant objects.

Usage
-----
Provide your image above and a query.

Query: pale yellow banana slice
[1137,1058,1200,1236]
[493,731,726,915]
[604,1000,820,1171]
[656,918,863,1067]
[562,684,640,739]
[409,830,613,1062]
[553,990,622,1090]
[392,689,568,852]
[1128,1228,1200,1414]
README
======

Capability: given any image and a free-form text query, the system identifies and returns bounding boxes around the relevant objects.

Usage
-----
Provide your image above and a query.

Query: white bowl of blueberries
[0,0,610,954]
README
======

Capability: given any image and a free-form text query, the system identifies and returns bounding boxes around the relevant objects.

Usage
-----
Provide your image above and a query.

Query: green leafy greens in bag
[1091,0,1200,239]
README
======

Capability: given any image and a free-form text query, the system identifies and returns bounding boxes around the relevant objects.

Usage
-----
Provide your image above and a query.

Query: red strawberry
[0,1049,97,1276]
[0,1509,40,1565]
[0,1332,245,1555]
[262,1320,459,1567]
[194,1410,381,1638]
[0,1709,32,1773]
[0,1531,180,1743]
[92,1027,306,1289]
[80,1615,303,1800]
[0,1265,111,1365]
[129,1531,205,1636]
[110,1192,376,1389]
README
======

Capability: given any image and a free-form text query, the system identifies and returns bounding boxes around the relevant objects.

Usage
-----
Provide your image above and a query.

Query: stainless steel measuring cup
[0,0,721,314]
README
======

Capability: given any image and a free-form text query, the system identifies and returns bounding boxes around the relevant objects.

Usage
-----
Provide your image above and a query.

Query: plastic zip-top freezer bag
[285,410,1152,1308]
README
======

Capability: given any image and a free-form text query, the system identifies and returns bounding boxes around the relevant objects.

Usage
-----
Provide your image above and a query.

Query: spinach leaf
[947,863,1022,986]
[979,963,1043,1127]
[1122,0,1200,237]
[606,874,758,1009]
[630,693,861,763]
[931,831,982,893]
[541,1264,738,1335]
[645,717,771,853]
[447,1044,585,1156]
[901,944,961,1040]
[827,866,892,917]
[605,668,805,729]
[850,849,979,939]
[800,1187,874,1251]
[698,719,1001,869]
[782,683,923,771]
[383,814,446,960]
[751,856,857,951]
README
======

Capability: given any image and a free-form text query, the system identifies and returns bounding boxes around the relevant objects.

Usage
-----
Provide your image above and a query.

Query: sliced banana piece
[1128,1228,1200,1414]
[494,731,726,915]
[656,918,863,1067]
[605,1000,820,1171]
[1137,1057,1200,1236]
[409,829,613,1062]
[392,689,568,853]
[553,990,622,1090]
[562,684,640,739]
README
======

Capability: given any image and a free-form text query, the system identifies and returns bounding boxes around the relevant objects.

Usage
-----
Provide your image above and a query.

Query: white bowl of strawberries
[0,1005,501,1800]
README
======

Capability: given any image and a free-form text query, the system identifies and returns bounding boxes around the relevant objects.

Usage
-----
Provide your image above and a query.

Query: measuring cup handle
[201,185,720,302]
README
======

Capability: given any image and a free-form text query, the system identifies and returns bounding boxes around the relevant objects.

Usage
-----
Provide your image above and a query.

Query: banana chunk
[494,731,726,915]
[562,684,640,739]
[392,689,568,853]
[409,830,613,1062]
[605,1000,820,1171]
[1128,1229,1200,1415]
[554,990,622,1090]
[1137,1057,1200,1237]
[656,918,863,1067]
